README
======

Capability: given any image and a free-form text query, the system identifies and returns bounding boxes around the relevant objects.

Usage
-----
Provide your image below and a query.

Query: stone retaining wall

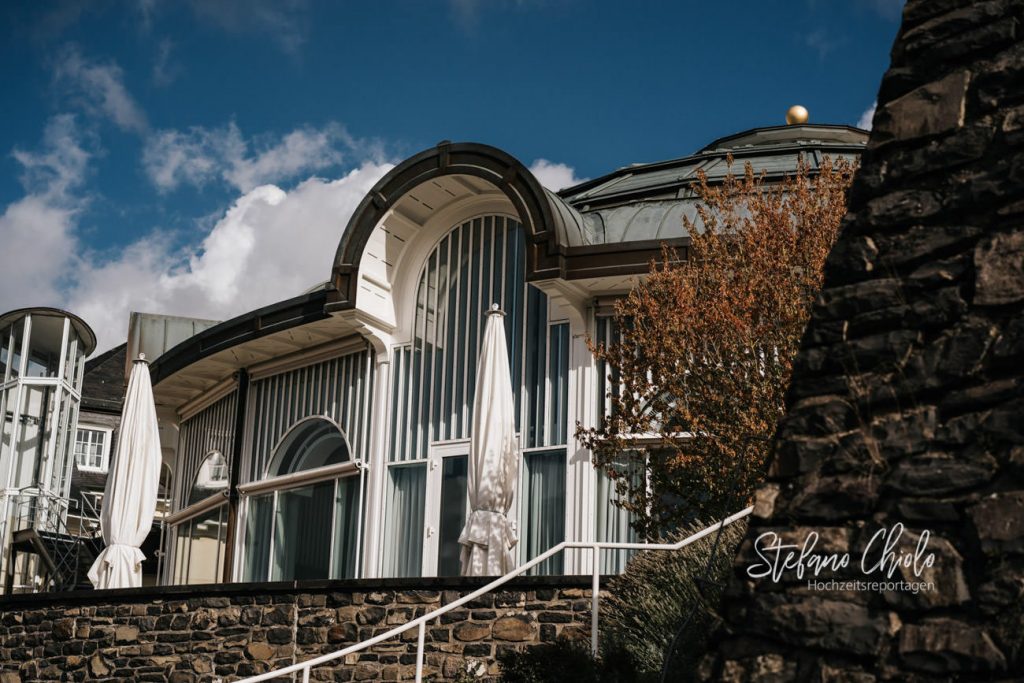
[0,576,595,682]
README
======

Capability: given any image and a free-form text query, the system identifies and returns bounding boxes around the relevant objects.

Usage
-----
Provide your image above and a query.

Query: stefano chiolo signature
[746,523,936,582]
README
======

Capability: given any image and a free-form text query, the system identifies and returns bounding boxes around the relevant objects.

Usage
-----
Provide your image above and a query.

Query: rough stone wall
[0,578,593,682]
[700,1,1024,681]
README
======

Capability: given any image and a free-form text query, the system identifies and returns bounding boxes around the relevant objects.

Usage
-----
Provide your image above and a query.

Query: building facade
[152,124,867,584]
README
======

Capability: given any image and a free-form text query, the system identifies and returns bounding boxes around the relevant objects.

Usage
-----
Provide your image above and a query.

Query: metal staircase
[3,490,104,593]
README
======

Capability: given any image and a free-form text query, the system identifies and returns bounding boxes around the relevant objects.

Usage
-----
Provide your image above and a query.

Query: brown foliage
[577,156,856,536]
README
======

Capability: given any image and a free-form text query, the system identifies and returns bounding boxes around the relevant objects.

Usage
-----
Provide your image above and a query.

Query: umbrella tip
[138,352,146,360]
[486,303,505,317]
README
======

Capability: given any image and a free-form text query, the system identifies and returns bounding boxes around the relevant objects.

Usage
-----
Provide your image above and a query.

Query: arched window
[189,451,228,505]
[269,418,349,475]
[242,418,361,582]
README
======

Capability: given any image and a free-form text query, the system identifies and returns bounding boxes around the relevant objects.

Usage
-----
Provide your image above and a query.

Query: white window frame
[235,416,367,582]
[422,439,471,576]
[237,462,365,582]
[74,424,113,472]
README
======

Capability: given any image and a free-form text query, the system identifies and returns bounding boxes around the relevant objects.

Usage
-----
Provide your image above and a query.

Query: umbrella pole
[591,543,600,657]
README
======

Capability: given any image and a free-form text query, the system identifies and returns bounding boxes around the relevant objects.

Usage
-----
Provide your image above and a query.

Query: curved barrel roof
[149,124,867,401]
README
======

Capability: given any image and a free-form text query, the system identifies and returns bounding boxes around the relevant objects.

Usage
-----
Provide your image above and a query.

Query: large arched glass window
[242,418,361,582]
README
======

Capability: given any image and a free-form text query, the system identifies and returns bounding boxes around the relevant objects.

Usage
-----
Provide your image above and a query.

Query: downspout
[221,369,249,583]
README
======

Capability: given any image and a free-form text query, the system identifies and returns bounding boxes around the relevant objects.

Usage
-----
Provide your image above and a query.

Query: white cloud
[53,47,148,133]
[152,39,179,86]
[187,0,309,55]
[0,115,89,312]
[2,113,393,352]
[528,159,586,192]
[805,28,842,63]
[142,122,364,193]
[66,162,393,351]
[859,0,904,20]
[857,101,877,130]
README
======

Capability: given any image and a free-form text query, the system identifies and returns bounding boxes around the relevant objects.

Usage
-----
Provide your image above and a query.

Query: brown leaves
[578,156,857,536]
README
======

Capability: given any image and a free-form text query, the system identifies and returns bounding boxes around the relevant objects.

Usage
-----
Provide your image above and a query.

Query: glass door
[423,441,469,576]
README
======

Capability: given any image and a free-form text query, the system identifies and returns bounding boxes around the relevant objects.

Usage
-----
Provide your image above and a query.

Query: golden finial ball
[786,105,809,125]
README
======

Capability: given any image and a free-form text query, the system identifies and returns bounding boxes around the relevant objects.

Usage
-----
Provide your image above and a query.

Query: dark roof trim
[148,290,331,387]
[698,123,868,153]
[547,237,691,281]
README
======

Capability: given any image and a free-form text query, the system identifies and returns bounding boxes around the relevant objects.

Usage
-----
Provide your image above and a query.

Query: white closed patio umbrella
[459,304,520,576]
[88,354,162,589]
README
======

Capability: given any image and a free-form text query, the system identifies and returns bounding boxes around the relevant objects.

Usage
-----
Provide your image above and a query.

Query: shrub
[497,640,600,683]
[496,639,651,683]
[600,519,748,680]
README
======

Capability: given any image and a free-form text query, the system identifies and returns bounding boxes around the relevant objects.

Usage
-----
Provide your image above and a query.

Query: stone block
[968,491,1024,554]
[50,619,74,641]
[875,70,970,142]
[899,619,1007,673]
[114,625,138,644]
[452,622,490,642]
[492,615,535,641]
[885,453,995,495]
[974,230,1024,305]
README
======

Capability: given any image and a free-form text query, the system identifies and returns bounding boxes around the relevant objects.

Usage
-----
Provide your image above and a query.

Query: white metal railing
[231,505,753,683]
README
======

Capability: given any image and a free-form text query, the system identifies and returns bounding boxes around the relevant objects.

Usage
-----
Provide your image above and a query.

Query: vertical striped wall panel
[387,215,571,462]
[245,348,374,482]
[175,391,237,512]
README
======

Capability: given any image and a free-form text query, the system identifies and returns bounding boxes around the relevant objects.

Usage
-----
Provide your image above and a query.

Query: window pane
[384,464,426,577]
[596,463,640,573]
[24,314,65,378]
[437,455,468,576]
[243,494,273,582]
[8,322,24,379]
[75,428,107,470]
[272,419,349,475]
[524,450,565,575]
[173,523,190,584]
[182,504,226,585]
[549,323,569,445]
[332,477,360,579]
[12,385,53,488]
[272,481,334,581]
[190,451,228,505]
[63,328,79,382]
[524,286,548,448]
[0,329,9,380]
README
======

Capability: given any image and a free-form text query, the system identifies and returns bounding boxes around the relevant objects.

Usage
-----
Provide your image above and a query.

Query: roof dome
[559,123,867,246]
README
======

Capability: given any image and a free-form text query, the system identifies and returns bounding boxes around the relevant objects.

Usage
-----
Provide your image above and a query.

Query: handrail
[232,505,753,683]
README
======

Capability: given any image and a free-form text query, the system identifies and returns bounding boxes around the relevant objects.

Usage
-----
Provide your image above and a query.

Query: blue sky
[0,0,903,351]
